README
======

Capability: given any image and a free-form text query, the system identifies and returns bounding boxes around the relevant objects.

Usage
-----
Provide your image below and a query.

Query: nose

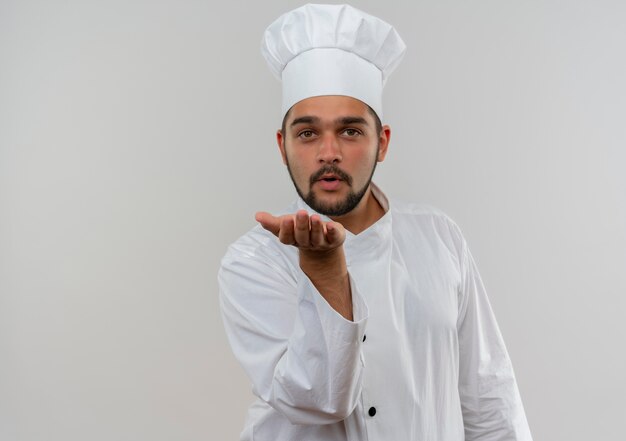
[316,133,342,164]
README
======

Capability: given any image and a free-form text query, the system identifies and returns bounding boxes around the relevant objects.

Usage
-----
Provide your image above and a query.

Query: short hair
[280,103,383,138]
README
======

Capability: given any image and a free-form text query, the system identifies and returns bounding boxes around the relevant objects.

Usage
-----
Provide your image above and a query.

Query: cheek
[286,154,312,184]
[351,151,378,177]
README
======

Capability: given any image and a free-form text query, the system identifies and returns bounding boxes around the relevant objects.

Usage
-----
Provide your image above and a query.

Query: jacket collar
[294,181,393,263]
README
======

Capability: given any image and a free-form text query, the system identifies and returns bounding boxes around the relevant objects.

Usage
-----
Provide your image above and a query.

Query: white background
[1,0,625,440]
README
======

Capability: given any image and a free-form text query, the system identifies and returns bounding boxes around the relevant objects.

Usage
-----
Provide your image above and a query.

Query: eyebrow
[337,116,369,126]
[290,115,370,127]
[290,116,319,127]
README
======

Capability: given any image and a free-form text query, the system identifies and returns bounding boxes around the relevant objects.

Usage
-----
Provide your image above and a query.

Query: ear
[377,125,391,162]
[276,129,288,165]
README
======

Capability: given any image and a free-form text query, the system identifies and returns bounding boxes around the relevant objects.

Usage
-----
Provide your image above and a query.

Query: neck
[329,185,385,235]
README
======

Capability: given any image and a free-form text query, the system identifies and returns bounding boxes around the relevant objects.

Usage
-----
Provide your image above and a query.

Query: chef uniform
[219,4,533,441]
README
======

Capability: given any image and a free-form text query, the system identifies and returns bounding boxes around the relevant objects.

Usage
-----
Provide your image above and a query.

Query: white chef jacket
[218,183,532,441]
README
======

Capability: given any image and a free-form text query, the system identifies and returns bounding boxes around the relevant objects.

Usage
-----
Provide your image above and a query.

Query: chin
[305,191,364,217]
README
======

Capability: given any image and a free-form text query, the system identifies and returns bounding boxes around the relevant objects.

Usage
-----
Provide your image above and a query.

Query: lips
[318,174,342,183]
[317,174,343,191]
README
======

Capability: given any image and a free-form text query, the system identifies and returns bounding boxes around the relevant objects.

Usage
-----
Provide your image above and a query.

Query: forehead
[287,95,371,123]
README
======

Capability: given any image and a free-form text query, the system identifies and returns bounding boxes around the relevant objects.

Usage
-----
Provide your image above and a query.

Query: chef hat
[261,3,406,120]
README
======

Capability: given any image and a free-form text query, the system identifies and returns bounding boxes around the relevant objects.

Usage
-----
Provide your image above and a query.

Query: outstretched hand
[255,210,346,251]
[255,209,352,320]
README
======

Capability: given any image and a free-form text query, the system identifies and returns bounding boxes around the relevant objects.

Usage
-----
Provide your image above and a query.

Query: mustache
[310,165,353,186]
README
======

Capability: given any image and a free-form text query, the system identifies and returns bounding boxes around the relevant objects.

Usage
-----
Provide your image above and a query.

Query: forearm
[268,272,365,424]
[457,236,533,440]
[219,247,368,425]
[299,246,353,321]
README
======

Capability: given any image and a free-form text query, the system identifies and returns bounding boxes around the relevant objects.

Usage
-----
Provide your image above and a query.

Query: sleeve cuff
[297,268,369,342]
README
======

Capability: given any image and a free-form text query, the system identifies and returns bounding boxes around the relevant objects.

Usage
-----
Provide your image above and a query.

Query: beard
[285,145,380,217]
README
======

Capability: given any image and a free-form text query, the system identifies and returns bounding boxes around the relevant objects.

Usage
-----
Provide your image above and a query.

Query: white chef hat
[261,3,406,120]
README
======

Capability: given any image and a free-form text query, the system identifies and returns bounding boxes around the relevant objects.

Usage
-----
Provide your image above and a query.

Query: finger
[294,210,311,247]
[326,221,345,246]
[310,215,325,247]
[255,211,281,236]
[278,215,296,245]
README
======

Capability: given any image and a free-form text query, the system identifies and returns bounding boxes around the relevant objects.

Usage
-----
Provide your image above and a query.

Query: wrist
[299,246,347,280]
[299,246,352,321]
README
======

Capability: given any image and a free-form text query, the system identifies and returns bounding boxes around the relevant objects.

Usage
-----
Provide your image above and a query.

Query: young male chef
[219,4,533,440]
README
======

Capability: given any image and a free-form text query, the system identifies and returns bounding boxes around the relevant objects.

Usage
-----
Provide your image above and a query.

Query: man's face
[277,95,389,217]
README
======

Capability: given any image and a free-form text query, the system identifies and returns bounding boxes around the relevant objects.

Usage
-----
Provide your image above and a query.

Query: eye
[343,128,361,137]
[297,130,315,139]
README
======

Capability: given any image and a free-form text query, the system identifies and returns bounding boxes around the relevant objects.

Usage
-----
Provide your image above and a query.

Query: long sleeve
[218,235,369,426]
[456,237,533,440]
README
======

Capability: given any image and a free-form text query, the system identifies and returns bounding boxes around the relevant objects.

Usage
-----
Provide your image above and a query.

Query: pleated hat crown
[261,3,406,120]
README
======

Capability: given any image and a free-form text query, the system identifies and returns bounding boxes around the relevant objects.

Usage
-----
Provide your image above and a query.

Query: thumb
[255,211,281,236]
